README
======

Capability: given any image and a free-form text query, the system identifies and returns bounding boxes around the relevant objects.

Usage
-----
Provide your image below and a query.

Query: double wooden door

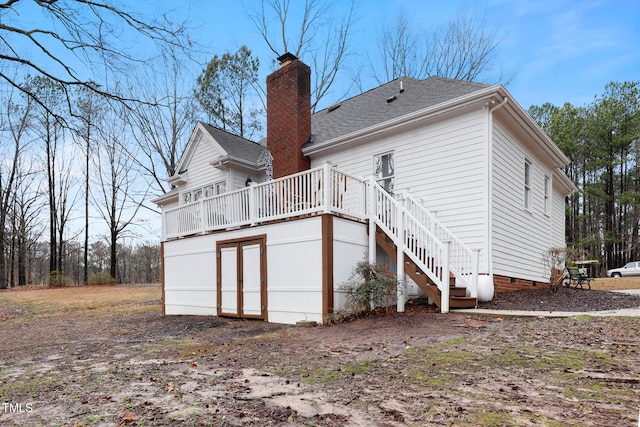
[217,236,267,320]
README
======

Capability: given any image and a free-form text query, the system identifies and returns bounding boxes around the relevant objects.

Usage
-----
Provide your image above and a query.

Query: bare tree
[248,0,354,112]
[128,51,199,194]
[370,7,506,85]
[131,242,160,283]
[92,112,148,281]
[89,240,110,273]
[73,85,105,284]
[27,76,79,274]
[0,0,190,121]
[369,12,422,85]
[9,158,44,286]
[0,87,32,288]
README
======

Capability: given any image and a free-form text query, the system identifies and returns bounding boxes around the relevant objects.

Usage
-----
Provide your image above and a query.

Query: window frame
[180,179,228,205]
[524,159,532,211]
[543,174,551,216]
[215,180,227,195]
[374,150,396,194]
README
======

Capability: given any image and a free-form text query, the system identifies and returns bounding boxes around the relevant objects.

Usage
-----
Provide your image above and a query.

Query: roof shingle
[309,76,490,145]
[199,122,267,164]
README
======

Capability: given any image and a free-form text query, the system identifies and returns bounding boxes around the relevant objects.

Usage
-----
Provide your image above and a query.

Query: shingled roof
[195,77,490,162]
[309,76,490,146]
[199,121,267,165]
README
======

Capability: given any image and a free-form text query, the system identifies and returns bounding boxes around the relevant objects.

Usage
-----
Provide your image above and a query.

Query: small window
[193,189,203,202]
[524,160,531,210]
[374,151,395,194]
[215,181,227,195]
[203,185,214,198]
[544,175,551,215]
[182,191,192,205]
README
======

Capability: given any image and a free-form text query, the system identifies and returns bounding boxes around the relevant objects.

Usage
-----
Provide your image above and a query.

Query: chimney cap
[277,52,298,66]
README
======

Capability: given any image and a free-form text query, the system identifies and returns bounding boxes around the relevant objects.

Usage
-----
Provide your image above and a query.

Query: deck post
[248,183,257,225]
[199,199,205,234]
[396,193,405,313]
[441,241,451,313]
[368,178,377,264]
[323,161,332,214]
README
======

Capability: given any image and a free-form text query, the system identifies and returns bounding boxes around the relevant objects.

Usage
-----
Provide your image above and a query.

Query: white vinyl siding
[492,119,557,282]
[179,135,228,204]
[163,216,368,324]
[551,176,567,248]
[310,107,488,271]
[231,170,262,190]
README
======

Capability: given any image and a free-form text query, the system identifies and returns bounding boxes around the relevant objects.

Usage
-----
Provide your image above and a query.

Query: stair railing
[405,194,479,298]
[369,181,450,310]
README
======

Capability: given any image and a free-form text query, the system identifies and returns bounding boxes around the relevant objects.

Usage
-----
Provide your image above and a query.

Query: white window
[215,180,227,195]
[374,151,395,194]
[524,160,531,210]
[183,180,227,205]
[544,175,551,215]
[182,191,192,205]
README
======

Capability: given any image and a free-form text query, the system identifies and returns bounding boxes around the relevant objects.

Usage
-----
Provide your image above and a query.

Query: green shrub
[337,261,398,319]
[47,270,70,287]
[87,271,116,285]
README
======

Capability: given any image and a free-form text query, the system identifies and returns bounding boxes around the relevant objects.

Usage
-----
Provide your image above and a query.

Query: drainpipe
[485,96,508,282]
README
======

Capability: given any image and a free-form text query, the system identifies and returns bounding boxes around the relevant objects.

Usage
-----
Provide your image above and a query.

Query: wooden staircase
[374,225,477,310]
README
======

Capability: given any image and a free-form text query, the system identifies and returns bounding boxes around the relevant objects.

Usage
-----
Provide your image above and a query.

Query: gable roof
[198,122,267,165]
[309,76,490,146]
[174,122,267,178]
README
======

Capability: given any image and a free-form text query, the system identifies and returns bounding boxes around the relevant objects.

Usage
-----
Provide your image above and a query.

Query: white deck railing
[162,164,479,311]
[163,164,368,239]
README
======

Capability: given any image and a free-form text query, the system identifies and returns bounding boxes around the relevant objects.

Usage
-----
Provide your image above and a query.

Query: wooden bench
[564,266,592,289]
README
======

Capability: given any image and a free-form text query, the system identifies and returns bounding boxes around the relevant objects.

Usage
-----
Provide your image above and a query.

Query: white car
[607,261,640,277]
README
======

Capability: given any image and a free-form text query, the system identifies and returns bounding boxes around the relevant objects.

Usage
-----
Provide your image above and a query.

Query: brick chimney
[266,52,311,178]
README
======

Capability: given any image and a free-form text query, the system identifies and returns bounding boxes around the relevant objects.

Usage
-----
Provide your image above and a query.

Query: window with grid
[374,151,395,194]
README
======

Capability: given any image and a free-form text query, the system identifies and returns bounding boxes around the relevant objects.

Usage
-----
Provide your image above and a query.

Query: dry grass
[590,276,640,291]
[0,284,161,320]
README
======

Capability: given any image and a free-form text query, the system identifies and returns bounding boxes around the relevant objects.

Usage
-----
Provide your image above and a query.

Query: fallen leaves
[117,412,136,426]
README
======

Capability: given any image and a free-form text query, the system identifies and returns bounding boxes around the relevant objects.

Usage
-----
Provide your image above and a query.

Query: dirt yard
[1,282,640,426]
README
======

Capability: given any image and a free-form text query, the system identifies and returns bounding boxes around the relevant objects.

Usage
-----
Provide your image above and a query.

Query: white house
[153,53,575,325]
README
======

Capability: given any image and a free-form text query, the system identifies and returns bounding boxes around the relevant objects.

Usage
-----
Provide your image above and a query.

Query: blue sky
[168,0,639,110]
